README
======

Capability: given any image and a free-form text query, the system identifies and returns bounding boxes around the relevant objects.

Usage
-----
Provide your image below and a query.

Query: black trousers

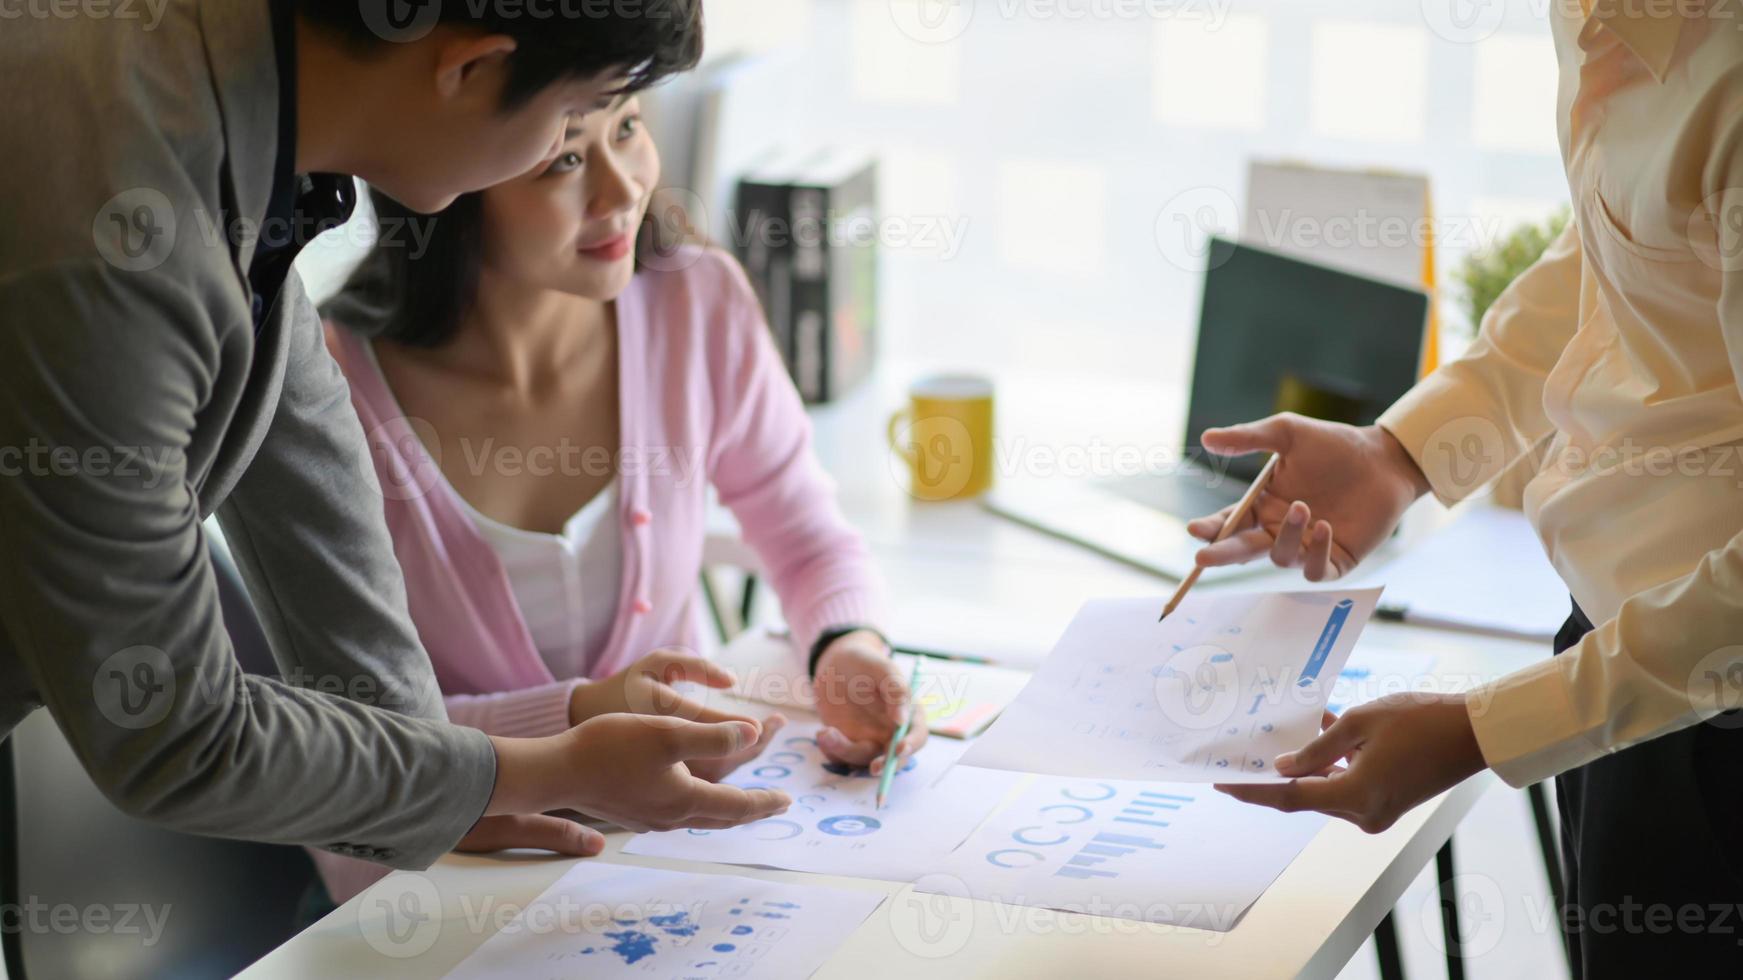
[1552,603,1743,977]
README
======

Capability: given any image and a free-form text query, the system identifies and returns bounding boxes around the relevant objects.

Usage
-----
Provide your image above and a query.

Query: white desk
[243,365,1549,979]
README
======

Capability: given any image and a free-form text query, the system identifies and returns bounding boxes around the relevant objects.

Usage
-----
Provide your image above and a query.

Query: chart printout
[623,719,1020,880]
[443,862,881,979]
[916,775,1328,929]
[958,589,1384,783]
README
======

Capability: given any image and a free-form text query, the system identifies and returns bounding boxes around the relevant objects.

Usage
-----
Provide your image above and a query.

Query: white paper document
[443,862,880,980]
[622,719,1020,880]
[917,775,1328,930]
[958,589,1383,783]
[1327,648,1438,715]
[1362,504,1567,641]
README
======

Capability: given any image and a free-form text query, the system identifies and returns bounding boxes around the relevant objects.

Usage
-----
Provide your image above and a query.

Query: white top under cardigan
[460,479,623,682]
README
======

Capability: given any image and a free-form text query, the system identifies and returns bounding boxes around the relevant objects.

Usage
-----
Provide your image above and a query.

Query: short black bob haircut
[316,0,702,347]
[297,0,703,110]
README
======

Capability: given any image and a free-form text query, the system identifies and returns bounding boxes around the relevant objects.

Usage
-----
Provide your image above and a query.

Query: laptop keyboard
[1095,468,1247,520]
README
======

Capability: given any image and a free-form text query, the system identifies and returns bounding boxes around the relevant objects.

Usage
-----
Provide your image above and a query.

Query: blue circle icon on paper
[751,819,805,841]
[817,815,881,836]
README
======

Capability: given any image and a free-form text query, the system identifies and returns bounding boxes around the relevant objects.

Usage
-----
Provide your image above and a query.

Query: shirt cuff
[1378,372,1514,507]
[400,723,499,870]
[1464,652,1608,787]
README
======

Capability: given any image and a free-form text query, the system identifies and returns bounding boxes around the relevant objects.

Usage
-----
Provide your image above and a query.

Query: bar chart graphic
[930,776,1328,928]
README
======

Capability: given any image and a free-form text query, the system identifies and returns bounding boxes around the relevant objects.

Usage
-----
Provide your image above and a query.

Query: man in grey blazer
[0,0,788,875]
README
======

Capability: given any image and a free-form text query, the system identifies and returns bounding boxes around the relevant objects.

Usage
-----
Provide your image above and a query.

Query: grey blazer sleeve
[0,261,497,870]
[214,273,452,722]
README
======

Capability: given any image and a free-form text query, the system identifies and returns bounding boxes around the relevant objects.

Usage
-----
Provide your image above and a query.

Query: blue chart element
[647,911,698,937]
[752,765,792,780]
[1210,652,1233,662]
[1247,693,1264,715]
[764,901,801,909]
[1061,783,1118,803]
[580,910,700,964]
[817,815,881,837]
[750,819,805,842]
[1340,666,1370,680]
[1055,831,1166,880]
[1039,804,1094,824]
[581,930,657,964]
[987,848,1044,868]
[1112,789,1192,829]
[713,943,736,953]
[731,925,754,936]
[1300,599,1354,687]
[1013,826,1070,847]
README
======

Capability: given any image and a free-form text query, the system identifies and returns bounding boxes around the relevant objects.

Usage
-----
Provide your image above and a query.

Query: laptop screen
[1183,237,1429,482]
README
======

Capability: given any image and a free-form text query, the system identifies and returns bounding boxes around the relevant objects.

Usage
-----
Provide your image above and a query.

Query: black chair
[0,536,318,980]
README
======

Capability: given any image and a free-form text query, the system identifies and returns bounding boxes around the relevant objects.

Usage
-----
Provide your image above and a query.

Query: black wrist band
[807,624,890,677]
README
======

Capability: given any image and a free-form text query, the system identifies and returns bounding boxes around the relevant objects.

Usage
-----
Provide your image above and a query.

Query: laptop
[983,236,1430,581]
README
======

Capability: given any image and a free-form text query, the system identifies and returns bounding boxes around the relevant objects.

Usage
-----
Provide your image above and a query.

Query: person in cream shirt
[1187,1,1743,973]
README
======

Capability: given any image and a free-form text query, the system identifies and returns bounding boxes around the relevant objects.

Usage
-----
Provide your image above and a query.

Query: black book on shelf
[732,146,878,404]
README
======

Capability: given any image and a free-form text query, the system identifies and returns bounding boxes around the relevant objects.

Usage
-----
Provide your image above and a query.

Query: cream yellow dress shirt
[1379,0,1743,786]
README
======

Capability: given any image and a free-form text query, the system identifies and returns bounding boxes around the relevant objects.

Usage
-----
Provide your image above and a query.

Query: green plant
[1454,206,1571,337]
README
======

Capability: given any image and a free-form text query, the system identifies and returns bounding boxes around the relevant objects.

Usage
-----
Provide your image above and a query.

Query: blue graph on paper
[573,897,808,969]
[576,908,701,965]
[981,782,1200,881]
[1299,599,1354,686]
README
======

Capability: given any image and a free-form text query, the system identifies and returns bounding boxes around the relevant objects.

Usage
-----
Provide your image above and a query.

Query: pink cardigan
[313,246,883,902]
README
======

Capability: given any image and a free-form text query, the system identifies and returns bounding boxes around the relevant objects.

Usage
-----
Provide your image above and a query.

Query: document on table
[1359,503,1567,641]
[959,589,1383,783]
[622,719,1021,881]
[443,862,881,980]
[918,775,1327,930]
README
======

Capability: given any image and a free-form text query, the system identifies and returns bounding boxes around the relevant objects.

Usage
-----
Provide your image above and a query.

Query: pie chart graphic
[817,815,881,837]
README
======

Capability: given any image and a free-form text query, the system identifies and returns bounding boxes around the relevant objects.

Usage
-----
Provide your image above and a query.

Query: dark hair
[296,0,703,110]
[322,189,484,348]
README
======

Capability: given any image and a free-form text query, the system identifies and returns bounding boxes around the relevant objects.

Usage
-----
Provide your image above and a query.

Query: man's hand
[455,814,606,857]
[1188,415,1431,580]
[1215,694,1487,834]
[812,631,929,775]
[569,648,785,781]
[484,714,792,836]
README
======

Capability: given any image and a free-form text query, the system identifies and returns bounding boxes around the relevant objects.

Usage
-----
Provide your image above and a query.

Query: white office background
[695,0,1569,388]
[291,4,1574,977]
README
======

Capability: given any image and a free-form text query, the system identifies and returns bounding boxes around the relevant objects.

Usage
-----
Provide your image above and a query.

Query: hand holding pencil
[1182,415,1433,584]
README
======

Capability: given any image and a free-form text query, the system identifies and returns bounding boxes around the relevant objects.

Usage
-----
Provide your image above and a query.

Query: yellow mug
[887,375,995,501]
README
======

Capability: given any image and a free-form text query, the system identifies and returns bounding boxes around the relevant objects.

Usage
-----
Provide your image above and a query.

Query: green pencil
[875,659,923,809]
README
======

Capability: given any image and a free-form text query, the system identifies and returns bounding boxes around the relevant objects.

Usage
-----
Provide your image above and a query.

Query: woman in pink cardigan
[314,91,925,903]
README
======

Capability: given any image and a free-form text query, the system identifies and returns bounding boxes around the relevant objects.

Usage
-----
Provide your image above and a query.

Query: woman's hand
[568,648,784,782]
[1215,693,1488,834]
[1188,416,1431,580]
[812,631,929,775]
